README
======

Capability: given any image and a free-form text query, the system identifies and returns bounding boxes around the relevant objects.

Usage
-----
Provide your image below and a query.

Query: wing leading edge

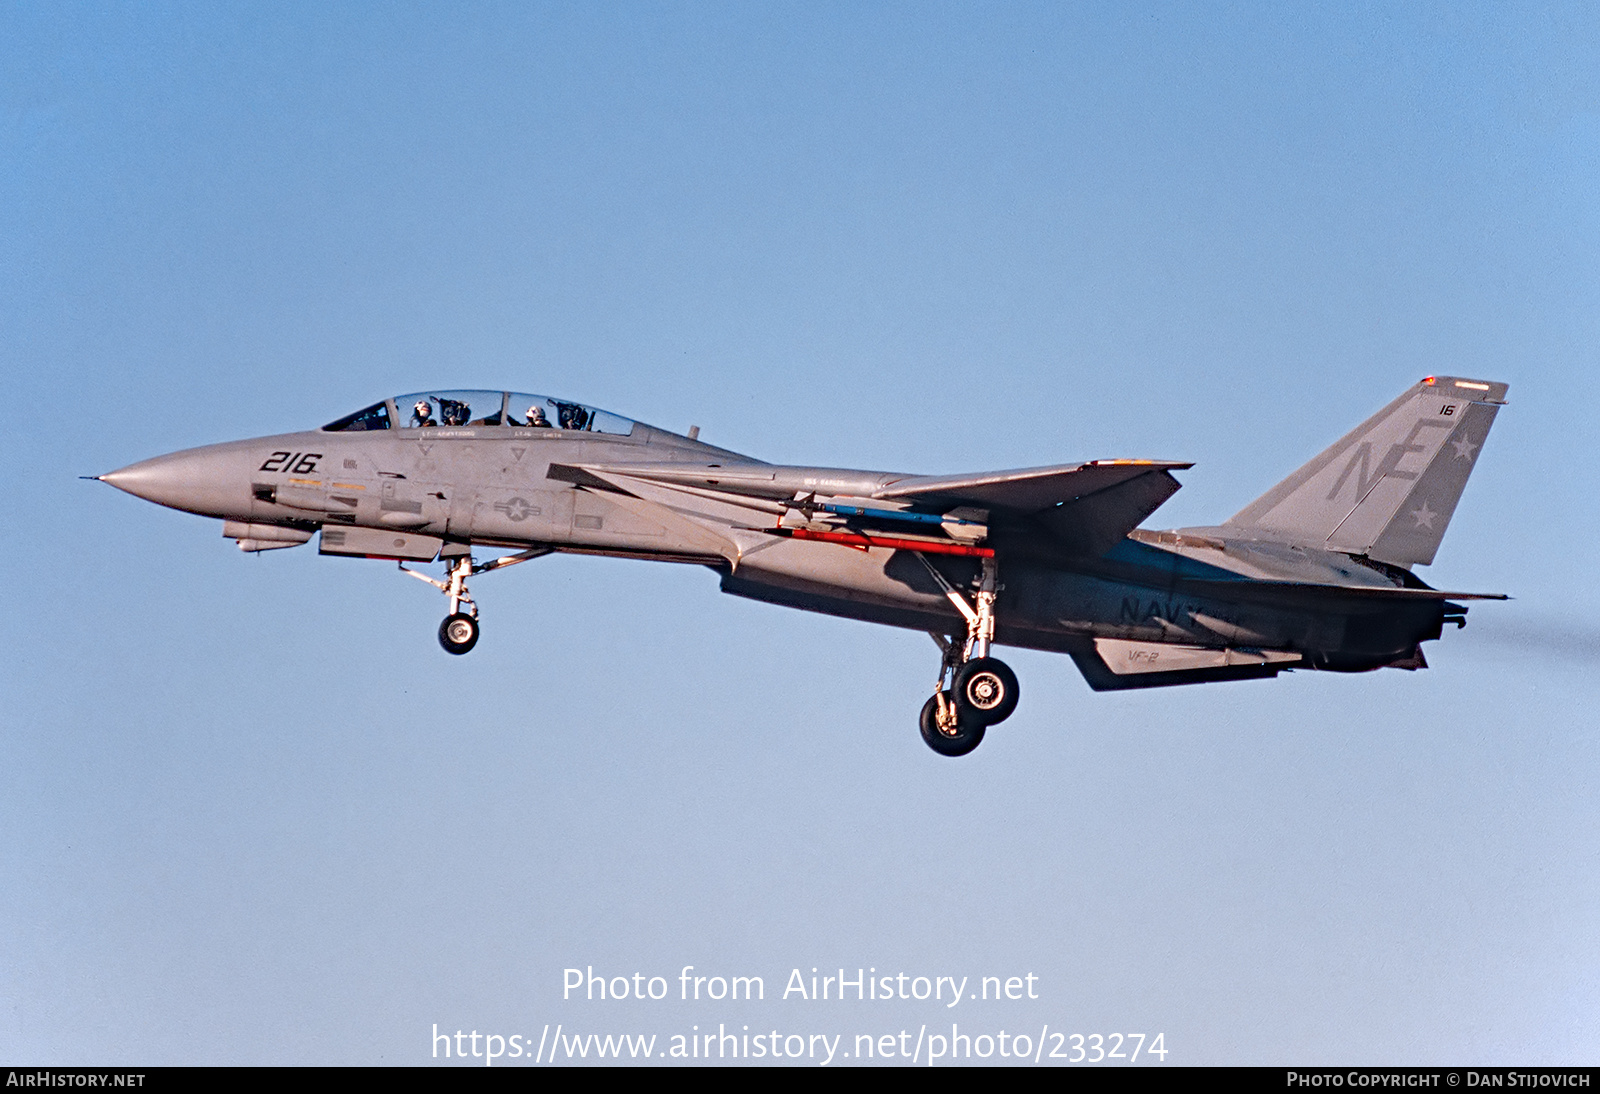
[551,458,1195,560]
[875,459,1192,512]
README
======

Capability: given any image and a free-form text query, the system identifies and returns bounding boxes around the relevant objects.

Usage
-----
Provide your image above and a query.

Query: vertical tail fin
[1224,376,1508,566]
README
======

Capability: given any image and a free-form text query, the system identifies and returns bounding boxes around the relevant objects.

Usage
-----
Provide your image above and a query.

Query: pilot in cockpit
[524,405,552,428]
[412,400,437,427]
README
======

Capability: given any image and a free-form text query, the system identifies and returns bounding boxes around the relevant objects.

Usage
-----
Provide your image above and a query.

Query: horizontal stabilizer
[876,460,1191,513]
[1178,578,1507,605]
[1226,376,1507,566]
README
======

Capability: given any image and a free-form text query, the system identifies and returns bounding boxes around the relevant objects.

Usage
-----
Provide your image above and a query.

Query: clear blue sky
[3,2,1597,1065]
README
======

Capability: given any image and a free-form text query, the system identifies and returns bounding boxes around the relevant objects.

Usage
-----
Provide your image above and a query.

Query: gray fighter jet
[97,377,1507,756]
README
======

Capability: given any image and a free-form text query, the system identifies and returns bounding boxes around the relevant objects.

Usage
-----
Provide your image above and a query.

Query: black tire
[919,692,985,757]
[438,612,479,655]
[952,657,1019,726]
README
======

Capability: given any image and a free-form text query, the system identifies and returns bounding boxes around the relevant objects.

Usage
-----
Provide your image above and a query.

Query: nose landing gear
[399,546,552,655]
[918,553,1019,757]
[438,612,479,655]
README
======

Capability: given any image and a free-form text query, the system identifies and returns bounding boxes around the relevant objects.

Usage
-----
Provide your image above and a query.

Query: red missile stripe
[774,527,994,557]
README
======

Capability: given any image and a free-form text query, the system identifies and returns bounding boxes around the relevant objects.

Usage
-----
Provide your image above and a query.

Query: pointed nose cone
[99,444,254,518]
[100,456,186,507]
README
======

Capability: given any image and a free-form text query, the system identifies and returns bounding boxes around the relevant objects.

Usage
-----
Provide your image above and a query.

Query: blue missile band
[815,502,978,527]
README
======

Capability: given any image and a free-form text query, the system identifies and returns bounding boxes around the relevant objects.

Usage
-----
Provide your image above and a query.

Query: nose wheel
[398,546,552,655]
[438,613,479,655]
[918,554,1020,756]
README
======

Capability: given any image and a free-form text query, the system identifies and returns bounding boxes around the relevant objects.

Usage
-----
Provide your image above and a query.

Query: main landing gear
[916,554,1019,757]
[399,547,552,655]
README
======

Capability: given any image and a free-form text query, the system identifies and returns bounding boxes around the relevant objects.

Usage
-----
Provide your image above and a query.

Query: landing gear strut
[399,546,551,655]
[917,553,1020,756]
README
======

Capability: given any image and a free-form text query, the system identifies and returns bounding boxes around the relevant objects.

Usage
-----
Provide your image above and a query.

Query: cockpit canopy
[323,391,635,435]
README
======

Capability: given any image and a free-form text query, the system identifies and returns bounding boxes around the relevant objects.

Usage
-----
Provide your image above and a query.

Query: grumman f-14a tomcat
[97,377,1507,756]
